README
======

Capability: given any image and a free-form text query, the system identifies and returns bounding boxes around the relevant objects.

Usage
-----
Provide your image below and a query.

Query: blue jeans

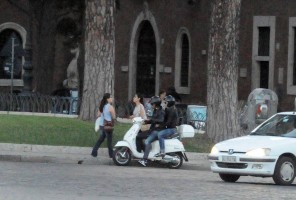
[143,131,158,159]
[92,126,113,158]
[157,128,176,153]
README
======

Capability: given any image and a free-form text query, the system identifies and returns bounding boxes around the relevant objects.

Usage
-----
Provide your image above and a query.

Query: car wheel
[219,173,240,183]
[273,156,295,185]
[112,147,131,166]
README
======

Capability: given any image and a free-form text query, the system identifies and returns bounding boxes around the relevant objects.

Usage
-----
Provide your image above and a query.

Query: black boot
[91,150,98,157]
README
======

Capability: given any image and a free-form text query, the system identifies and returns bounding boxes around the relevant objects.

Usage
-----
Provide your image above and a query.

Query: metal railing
[0,93,80,115]
[0,93,199,122]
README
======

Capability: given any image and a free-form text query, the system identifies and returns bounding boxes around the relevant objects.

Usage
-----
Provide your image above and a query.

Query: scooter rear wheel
[167,152,183,169]
[113,147,132,166]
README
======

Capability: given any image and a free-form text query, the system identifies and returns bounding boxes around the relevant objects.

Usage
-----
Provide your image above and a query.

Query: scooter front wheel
[113,147,132,166]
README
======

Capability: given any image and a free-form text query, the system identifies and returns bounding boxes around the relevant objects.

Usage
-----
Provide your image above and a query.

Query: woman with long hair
[129,93,147,120]
[91,93,116,158]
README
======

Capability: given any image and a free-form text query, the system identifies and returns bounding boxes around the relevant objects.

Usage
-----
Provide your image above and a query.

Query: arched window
[180,34,189,87]
[0,23,26,87]
[0,29,23,79]
[175,28,191,94]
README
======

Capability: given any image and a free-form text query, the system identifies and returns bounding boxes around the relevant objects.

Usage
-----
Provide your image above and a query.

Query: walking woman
[91,93,116,158]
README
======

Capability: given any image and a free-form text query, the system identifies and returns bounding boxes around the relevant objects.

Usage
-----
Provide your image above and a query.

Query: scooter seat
[166,132,180,139]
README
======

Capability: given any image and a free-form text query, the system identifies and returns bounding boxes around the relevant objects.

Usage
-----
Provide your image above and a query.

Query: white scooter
[112,117,195,169]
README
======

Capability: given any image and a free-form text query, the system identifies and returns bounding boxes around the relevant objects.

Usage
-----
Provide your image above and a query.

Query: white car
[208,112,296,185]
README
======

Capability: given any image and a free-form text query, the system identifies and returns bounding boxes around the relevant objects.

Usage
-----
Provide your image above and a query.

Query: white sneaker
[138,159,147,167]
[155,153,165,158]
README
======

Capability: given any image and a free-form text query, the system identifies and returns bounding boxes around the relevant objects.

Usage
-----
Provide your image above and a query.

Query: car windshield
[250,114,296,138]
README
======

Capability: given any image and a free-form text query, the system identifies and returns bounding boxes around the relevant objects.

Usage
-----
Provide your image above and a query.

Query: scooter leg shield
[114,141,131,149]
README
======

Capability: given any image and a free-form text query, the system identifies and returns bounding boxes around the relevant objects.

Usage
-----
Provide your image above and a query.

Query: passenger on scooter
[136,96,165,153]
[129,93,147,120]
[155,95,178,157]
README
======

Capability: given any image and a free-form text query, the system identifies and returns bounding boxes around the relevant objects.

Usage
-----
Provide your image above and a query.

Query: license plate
[222,156,236,162]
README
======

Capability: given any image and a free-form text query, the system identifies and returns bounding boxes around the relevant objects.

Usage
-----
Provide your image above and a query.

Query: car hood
[215,135,296,152]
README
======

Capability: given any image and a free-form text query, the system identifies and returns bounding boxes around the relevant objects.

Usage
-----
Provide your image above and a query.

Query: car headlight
[210,146,219,155]
[246,148,271,157]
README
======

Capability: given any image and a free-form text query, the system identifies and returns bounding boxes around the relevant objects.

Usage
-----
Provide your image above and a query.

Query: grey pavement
[0,143,210,170]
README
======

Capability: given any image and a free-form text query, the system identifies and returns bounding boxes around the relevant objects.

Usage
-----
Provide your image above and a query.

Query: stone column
[22,44,33,94]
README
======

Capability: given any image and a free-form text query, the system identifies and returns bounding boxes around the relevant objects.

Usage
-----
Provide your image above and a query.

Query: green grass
[0,115,213,153]
[182,135,214,153]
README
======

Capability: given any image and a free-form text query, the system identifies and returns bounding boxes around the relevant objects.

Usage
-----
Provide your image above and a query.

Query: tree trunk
[80,0,115,120]
[207,0,241,142]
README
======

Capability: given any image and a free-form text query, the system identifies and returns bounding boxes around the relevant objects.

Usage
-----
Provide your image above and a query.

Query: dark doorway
[259,61,269,89]
[136,21,156,97]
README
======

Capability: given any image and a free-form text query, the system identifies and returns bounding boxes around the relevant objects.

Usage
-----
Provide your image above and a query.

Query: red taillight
[256,104,268,118]
[257,105,261,115]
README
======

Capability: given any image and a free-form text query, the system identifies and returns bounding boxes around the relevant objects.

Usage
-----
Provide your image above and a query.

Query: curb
[0,111,79,118]
[0,143,210,170]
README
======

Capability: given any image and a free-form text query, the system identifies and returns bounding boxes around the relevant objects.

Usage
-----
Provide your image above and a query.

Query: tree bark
[207,0,241,142]
[80,0,115,120]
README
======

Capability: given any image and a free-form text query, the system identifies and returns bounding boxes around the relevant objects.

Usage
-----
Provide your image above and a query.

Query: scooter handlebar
[132,117,144,123]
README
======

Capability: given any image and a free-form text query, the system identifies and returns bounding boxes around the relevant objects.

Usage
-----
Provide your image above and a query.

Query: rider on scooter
[155,95,178,157]
[136,96,165,153]
[138,95,178,166]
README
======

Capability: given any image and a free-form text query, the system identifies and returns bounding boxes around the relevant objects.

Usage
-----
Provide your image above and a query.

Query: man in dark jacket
[155,95,178,157]
[135,96,164,153]
[138,95,178,166]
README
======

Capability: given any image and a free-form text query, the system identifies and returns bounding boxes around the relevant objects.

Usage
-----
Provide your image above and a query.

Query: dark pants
[92,126,113,158]
[143,131,158,159]
[136,130,151,152]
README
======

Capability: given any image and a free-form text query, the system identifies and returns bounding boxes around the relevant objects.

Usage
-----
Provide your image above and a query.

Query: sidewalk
[0,143,210,170]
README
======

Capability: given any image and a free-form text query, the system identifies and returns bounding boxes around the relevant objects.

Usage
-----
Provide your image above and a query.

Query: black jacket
[145,107,165,131]
[158,106,178,129]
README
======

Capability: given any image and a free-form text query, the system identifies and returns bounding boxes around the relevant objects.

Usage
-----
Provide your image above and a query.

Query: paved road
[0,161,295,200]
[0,143,210,171]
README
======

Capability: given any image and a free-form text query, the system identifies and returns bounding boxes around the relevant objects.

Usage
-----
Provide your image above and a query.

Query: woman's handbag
[140,124,151,132]
[104,119,114,132]
[95,117,101,132]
